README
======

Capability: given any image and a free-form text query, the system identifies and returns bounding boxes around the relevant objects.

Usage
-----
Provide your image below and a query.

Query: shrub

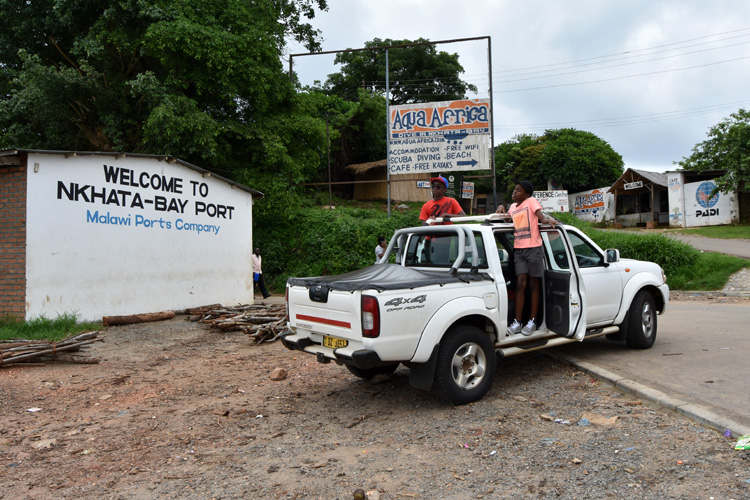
[553,213,699,277]
[259,207,420,290]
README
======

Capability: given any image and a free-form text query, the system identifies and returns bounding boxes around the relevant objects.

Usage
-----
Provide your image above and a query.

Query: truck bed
[287,263,493,292]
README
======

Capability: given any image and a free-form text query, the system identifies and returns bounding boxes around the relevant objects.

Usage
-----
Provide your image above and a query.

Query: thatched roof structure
[346,159,386,175]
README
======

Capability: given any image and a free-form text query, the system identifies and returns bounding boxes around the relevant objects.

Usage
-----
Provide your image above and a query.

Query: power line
[494,40,750,84]
[495,27,750,74]
[493,100,750,133]
[494,56,750,93]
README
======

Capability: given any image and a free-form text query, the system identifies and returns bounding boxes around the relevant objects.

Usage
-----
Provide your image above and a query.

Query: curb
[548,352,750,439]
[673,290,750,297]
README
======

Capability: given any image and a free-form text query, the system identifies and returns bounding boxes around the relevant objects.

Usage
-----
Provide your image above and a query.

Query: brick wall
[0,161,27,320]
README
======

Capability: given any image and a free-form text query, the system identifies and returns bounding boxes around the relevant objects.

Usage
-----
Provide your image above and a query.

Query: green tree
[0,0,328,178]
[494,129,624,196]
[539,129,624,193]
[323,38,478,104]
[678,108,750,193]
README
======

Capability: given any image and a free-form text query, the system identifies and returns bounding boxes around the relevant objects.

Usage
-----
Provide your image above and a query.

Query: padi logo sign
[695,181,720,217]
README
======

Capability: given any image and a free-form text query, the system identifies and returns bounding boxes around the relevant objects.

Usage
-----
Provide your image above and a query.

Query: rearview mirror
[606,249,620,263]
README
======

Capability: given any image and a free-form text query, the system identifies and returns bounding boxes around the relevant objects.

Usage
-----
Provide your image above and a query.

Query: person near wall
[495,179,556,336]
[375,236,387,263]
[419,175,466,225]
[252,247,271,299]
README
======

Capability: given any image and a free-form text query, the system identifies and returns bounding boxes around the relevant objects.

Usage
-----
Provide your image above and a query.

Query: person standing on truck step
[252,247,271,299]
[375,236,387,263]
[495,179,556,336]
[419,175,466,225]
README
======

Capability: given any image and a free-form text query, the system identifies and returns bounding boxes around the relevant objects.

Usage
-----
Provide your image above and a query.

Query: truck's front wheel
[434,325,496,405]
[626,290,657,349]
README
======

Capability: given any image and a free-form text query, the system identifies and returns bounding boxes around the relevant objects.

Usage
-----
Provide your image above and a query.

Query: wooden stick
[103,311,175,326]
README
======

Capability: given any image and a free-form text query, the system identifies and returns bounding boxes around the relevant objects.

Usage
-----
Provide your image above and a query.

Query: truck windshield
[404,232,488,269]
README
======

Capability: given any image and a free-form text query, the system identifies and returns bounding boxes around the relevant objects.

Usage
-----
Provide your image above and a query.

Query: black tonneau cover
[287,263,492,292]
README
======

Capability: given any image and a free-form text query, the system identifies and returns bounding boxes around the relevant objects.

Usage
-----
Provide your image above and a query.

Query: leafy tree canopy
[677,108,750,193]
[495,129,624,198]
[323,38,478,104]
[0,0,327,174]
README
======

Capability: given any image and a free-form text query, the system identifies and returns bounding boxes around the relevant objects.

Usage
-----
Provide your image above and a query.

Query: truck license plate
[323,335,348,349]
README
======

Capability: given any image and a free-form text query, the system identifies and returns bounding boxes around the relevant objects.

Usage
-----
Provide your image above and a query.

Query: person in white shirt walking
[252,247,271,299]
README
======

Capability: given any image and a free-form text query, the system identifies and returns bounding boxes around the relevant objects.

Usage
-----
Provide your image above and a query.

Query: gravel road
[1,302,749,499]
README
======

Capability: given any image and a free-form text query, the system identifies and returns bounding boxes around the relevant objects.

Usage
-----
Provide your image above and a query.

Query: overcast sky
[288,0,750,173]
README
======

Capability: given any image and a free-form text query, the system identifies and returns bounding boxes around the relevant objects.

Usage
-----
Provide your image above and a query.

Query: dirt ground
[2,297,749,500]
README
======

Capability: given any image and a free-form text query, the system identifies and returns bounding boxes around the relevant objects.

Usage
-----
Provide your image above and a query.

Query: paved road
[550,299,750,437]
[665,233,750,259]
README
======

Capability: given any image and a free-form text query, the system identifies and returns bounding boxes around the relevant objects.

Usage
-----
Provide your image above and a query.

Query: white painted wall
[683,179,739,227]
[25,153,256,321]
[667,173,685,227]
[569,187,615,223]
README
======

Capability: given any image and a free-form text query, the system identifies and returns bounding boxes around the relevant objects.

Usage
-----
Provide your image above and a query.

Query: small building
[0,149,262,321]
[346,160,432,203]
[609,169,669,227]
[665,169,740,227]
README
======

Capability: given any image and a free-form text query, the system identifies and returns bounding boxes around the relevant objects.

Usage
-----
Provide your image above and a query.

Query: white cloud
[292,0,750,172]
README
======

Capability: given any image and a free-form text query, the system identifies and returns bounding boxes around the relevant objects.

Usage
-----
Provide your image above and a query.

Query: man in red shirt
[496,179,557,336]
[419,175,465,224]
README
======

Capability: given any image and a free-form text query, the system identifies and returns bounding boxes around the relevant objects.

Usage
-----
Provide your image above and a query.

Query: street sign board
[388,99,490,176]
[534,190,569,213]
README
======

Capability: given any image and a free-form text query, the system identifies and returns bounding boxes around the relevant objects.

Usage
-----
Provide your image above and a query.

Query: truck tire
[433,325,496,405]
[346,364,399,380]
[625,290,657,349]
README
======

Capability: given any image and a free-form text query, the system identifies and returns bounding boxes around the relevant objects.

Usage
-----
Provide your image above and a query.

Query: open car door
[542,226,587,340]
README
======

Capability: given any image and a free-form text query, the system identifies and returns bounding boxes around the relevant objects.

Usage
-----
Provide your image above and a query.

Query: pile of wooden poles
[0,331,101,367]
[186,304,288,344]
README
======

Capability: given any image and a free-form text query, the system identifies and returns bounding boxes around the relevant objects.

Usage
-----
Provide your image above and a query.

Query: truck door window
[569,232,604,268]
[544,231,570,270]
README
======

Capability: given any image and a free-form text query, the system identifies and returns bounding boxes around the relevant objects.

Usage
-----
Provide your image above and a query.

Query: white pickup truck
[281,215,669,404]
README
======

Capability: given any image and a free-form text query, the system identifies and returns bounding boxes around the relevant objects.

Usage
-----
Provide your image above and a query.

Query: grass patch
[676,224,750,240]
[0,314,102,342]
[554,213,748,290]
[667,253,750,291]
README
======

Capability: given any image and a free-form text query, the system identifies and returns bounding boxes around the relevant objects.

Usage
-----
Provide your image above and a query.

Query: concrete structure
[0,150,262,321]
[666,169,740,227]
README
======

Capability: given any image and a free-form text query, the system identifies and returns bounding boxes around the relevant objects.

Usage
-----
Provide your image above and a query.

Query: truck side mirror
[606,249,620,263]
[498,249,509,264]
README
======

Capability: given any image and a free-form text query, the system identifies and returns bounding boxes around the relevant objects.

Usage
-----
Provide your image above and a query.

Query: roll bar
[375,224,481,275]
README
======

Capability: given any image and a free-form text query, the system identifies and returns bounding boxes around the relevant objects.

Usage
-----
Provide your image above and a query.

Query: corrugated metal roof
[630,168,668,187]
[611,168,669,192]
[0,149,263,197]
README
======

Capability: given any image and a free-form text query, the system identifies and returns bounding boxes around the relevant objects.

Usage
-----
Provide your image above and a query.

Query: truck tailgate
[288,286,362,341]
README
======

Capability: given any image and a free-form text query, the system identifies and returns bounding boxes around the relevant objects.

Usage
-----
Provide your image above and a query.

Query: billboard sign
[388,99,490,176]
[534,190,569,213]
[461,182,475,199]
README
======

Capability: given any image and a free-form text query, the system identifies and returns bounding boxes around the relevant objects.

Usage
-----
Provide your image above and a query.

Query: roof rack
[424,213,511,225]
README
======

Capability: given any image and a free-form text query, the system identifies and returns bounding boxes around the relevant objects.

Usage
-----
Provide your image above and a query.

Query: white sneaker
[507,319,522,335]
[521,318,537,336]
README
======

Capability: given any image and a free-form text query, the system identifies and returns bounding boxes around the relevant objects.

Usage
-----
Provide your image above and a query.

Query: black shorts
[514,246,545,278]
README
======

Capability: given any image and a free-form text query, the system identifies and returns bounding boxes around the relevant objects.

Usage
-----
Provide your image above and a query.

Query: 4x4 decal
[384,294,427,312]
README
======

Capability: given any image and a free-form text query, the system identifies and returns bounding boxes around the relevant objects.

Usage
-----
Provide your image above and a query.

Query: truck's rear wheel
[346,364,399,380]
[433,325,496,405]
[626,290,657,349]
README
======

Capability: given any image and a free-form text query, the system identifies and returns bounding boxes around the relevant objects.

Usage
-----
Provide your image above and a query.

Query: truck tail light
[285,287,289,322]
[361,295,380,338]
